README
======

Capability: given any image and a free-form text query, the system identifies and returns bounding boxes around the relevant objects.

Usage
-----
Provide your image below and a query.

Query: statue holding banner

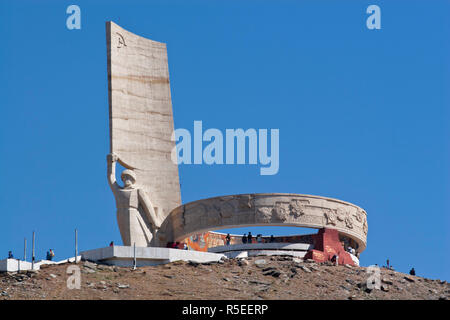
[106,22,182,246]
[107,153,163,246]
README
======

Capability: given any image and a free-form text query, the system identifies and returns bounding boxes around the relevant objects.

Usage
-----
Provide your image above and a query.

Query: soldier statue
[107,153,162,247]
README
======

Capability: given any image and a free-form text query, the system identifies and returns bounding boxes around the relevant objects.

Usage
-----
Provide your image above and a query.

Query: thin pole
[133,242,136,270]
[31,231,35,270]
[75,229,78,264]
[24,238,27,261]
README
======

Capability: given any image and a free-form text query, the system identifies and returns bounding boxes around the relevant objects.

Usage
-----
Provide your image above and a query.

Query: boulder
[254,259,267,268]
[300,266,312,273]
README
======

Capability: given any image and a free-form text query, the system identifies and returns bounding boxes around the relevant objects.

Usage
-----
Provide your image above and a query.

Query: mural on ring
[182,232,316,252]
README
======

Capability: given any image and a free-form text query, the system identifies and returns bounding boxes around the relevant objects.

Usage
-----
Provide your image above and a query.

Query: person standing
[242,234,247,244]
[247,232,253,244]
[225,234,231,246]
[8,251,13,259]
[46,249,55,261]
[332,254,339,266]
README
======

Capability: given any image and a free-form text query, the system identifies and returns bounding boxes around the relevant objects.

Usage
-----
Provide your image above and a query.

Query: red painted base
[304,228,356,266]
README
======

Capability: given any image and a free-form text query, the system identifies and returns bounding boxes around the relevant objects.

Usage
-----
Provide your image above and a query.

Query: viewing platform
[208,242,314,259]
[80,246,225,267]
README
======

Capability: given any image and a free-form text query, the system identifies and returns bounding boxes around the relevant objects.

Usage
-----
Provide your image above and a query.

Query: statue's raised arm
[107,153,119,189]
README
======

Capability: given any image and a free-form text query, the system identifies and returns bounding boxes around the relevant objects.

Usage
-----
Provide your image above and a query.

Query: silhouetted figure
[109,241,114,247]
[247,232,253,244]
[225,234,231,246]
[269,235,275,243]
[387,259,390,269]
[242,234,247,244]
[8,251,13,259]
[409,268,416,276]
[331,254,339,266]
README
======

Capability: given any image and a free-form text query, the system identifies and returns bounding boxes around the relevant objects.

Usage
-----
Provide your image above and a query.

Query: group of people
[383,259,416,276]
[232,233,276,245]
[342,242,360,258]
[241,232,256,244]
[6,249,55,261]
[383,259,395,271]
[346,245,356,255]
[166,242,189,250]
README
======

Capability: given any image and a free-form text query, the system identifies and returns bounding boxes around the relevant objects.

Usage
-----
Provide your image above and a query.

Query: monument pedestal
[304,228,357,266]
[80,246,225,267]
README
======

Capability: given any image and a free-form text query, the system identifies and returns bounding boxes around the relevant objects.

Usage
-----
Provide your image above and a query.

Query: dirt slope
[0,256,448,300]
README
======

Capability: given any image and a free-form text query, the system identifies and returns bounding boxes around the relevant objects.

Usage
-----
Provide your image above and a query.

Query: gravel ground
[1,256,448,300]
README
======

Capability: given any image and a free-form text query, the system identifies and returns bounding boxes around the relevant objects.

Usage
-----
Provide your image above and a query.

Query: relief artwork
[324,209,337,226]
[116,32,126,48]
[289,199,307,217]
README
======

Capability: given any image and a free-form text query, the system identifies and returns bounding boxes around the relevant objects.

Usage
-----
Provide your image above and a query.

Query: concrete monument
[105,22,368,265]
[106,21,181,246]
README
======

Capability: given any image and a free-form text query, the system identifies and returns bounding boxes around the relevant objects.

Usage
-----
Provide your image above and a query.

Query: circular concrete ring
[160,193,368,252]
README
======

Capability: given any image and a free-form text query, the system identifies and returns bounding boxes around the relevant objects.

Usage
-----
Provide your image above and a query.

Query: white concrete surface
[349,253,360,266]
[222,250,308,259]
[208,242,312,259]
[80,246,225,267]
[0,259,34,272]
[209,242,313,253]
[0,256,82,272]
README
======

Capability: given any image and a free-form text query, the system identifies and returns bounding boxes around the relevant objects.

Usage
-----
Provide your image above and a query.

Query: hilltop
[0,256,448,300]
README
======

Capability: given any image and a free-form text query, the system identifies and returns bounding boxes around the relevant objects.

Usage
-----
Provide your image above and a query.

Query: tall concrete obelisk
[106,21,181,246]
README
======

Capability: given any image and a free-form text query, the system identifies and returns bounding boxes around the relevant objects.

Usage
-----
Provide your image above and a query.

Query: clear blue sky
[0,0,448,281]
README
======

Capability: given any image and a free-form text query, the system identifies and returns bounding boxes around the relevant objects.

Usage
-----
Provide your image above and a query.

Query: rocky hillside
[0,256,448,300]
